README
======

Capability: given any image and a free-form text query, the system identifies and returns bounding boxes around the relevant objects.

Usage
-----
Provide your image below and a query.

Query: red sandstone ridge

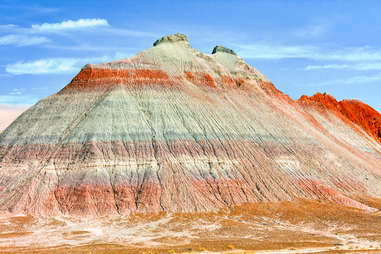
[298,92,381,144]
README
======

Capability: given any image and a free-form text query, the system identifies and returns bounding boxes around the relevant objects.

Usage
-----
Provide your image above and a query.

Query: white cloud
[6,58,81,74]
[293,24,328,38]
[0,24,18,29]
[305,64,350,70]
[9,88,23,95]
[31,18,109,31]
[0,88,34,107]
[0,34,50,46]
[5,56,112,75]
[236,43,381,62]
[310,73,381,87]
[321,48,381,62]
[99,27,158,38]
[305,62,381,71]
[237,44,317,60]
[0,95,37,105]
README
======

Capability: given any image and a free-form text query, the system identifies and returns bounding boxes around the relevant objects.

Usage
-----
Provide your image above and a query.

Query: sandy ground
[0,104,28,131]
[0,198,380,253]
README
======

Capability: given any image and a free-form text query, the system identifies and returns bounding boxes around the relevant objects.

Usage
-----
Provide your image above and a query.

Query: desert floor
[1,198,380,254]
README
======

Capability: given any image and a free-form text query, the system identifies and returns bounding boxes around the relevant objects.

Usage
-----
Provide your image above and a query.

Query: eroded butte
[0,33,380,253]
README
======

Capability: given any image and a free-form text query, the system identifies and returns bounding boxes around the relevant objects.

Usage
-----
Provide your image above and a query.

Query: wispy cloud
[0,24,18,29]
[97,27,158,38]
[9,88,23,95]
[4,54,127,75]
[236,43,381,62]
[0,4,59,14]
[305,64,350,70]
[6,58,82,74]
[236,44,317,60]
[31,18,109,31]
[309,73,381,87]
[0,88,34,107]
[23,5,59,14]
[0,34,50,46]
[293,24,328,38]
[0,18,155,53]
[0,94,37,105]
[305,62,381,71]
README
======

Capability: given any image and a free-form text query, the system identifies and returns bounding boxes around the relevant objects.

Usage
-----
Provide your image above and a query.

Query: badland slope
[0,34,380,217]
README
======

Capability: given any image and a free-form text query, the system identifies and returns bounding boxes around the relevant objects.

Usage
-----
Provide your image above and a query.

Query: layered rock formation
[298,92,381,144]
[0,34,380,217]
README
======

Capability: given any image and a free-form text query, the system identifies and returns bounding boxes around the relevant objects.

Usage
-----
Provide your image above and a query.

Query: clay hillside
[0,33,380,217]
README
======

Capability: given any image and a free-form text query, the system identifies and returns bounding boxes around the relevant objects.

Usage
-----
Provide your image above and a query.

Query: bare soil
[0,198,380,254]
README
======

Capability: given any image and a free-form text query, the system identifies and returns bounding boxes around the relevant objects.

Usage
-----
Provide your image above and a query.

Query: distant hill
[0,104,28,131]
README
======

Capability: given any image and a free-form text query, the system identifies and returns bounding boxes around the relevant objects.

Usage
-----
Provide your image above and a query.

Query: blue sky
[0,0,380,111]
